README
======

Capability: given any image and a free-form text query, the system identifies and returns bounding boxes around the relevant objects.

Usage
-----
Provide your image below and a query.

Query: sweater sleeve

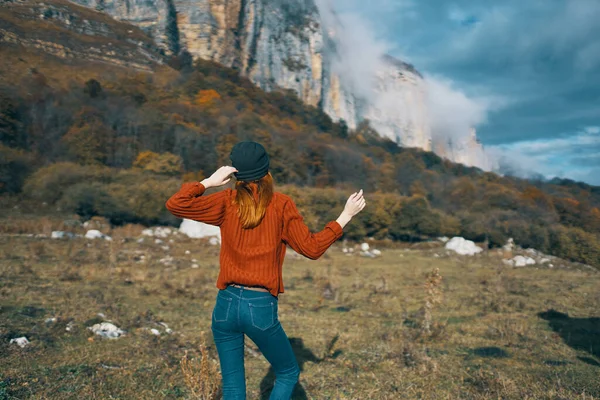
[165,182,230,226]
[281,197,344,260]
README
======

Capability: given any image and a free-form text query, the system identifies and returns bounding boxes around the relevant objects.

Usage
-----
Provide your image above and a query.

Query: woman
[165,141,366,399]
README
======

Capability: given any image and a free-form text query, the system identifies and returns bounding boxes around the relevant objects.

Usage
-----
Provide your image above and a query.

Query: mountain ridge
[64,0,492,169]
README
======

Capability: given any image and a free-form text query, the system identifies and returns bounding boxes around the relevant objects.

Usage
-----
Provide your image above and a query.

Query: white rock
[503,238,515,251]
[137,238,144,243]
[359,251,375,258]
[179,218,221,242]
[149,227,172,238]
[512,255,536,267]
[445,237,483,256]
[154,238,163,244]
[371,249,382,256]
[159,256,174,265]
[45,317,57,324]
[185,250,191,255]
[360,242,370,251]
[66,321,75,332]
[150,328,160,336]
[191,264,199,269]
[85,230,112,241]
[141,228,154,236]
[539,258,551,264]
[10,337,30,348]
[88,322,125,339]
[51,231,66,239]
[209,237,219,246]
[161,245,170,251]
[342,248,348,253]
[437,236,449,243]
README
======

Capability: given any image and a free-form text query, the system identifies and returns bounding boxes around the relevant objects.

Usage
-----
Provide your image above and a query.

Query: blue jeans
[211,285,300,400]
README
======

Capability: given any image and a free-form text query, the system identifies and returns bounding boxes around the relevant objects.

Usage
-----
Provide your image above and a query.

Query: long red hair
[232,172,274,229]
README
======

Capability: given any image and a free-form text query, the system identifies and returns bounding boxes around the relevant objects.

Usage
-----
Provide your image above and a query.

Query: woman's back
[165,181,344,297]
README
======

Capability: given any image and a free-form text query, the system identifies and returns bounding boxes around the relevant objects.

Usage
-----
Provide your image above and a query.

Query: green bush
[549,225,600,268]
[0,144,34,193]
[107,178,181,225]
[23,162,111,203]
[59,182,133,224]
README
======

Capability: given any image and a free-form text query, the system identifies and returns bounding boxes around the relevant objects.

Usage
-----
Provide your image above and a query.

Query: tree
[62,108,114,165]
[133,151,183,176]
[84,79,103,99]
[0,93,23,147]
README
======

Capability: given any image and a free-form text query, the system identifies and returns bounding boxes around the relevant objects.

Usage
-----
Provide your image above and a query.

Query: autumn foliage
[0,56,599,267]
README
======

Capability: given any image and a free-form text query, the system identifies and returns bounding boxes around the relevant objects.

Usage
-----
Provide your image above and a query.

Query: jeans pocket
[249,300,276,331]
[213,294,233,322]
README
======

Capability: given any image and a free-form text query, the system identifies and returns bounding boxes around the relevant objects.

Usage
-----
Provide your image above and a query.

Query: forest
[1,51,599,268]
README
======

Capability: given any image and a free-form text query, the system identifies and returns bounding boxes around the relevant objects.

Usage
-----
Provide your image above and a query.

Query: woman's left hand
[203,166,238,187]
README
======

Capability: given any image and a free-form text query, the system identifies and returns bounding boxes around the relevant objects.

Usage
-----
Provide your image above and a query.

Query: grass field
[0,216,599,399]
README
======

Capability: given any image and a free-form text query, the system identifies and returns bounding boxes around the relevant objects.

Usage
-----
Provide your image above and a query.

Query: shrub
[59,182,133,224]
[133,151,183,176]
[23,162,111,203]
[107,178,181,225]
[0,144,34,193]
[549,225,600,268]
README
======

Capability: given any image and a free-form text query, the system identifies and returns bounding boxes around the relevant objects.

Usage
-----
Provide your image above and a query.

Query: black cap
[229,141,270,182]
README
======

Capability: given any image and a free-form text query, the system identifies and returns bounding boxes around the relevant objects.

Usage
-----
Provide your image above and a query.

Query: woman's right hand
[343,189,366,217]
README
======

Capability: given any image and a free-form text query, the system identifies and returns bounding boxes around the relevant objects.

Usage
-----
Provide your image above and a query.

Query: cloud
[424,75,508,141]
[318,0,501,145]
[488,126,600,184]
[318,3,392,100]
[330,0,600,185]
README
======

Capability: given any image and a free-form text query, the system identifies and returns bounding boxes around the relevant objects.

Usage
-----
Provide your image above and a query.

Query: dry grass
[180,340,222,400]
[0,215,599,399]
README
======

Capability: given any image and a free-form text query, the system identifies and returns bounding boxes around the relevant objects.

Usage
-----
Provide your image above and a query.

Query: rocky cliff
[433,128,498,171]
[66,0,487,169]
[0,0,164,71]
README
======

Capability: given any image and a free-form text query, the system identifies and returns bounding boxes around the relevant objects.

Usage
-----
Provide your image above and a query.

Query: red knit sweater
[165,182,344,297]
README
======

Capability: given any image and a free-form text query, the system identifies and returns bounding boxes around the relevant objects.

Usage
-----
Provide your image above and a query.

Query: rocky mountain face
[66,0,488,169]
[433,128,498,171]
[0,0,163,71]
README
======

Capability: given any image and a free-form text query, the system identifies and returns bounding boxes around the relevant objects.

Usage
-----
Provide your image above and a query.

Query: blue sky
[330,0,600,185]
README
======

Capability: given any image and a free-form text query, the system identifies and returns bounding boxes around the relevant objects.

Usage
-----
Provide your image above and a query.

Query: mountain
[0,0,163,71]
[1,0,599,268]
[65,0,488,168]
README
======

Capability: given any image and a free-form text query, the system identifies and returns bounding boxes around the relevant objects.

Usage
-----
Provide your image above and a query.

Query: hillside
[0,0,599,268]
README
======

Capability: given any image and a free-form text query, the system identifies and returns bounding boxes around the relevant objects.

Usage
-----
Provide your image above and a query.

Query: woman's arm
[282,189,366,259]
[282,198,344,260]
[165,166,238,226]
[165,181,230,226]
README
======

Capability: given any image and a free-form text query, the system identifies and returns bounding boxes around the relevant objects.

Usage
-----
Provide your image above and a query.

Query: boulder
[85,230,112,241]
[445,237,483,256]
[512,255,536,267]
[9,337,30,348]
[179,218,221,243]
[88,322,125,339]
